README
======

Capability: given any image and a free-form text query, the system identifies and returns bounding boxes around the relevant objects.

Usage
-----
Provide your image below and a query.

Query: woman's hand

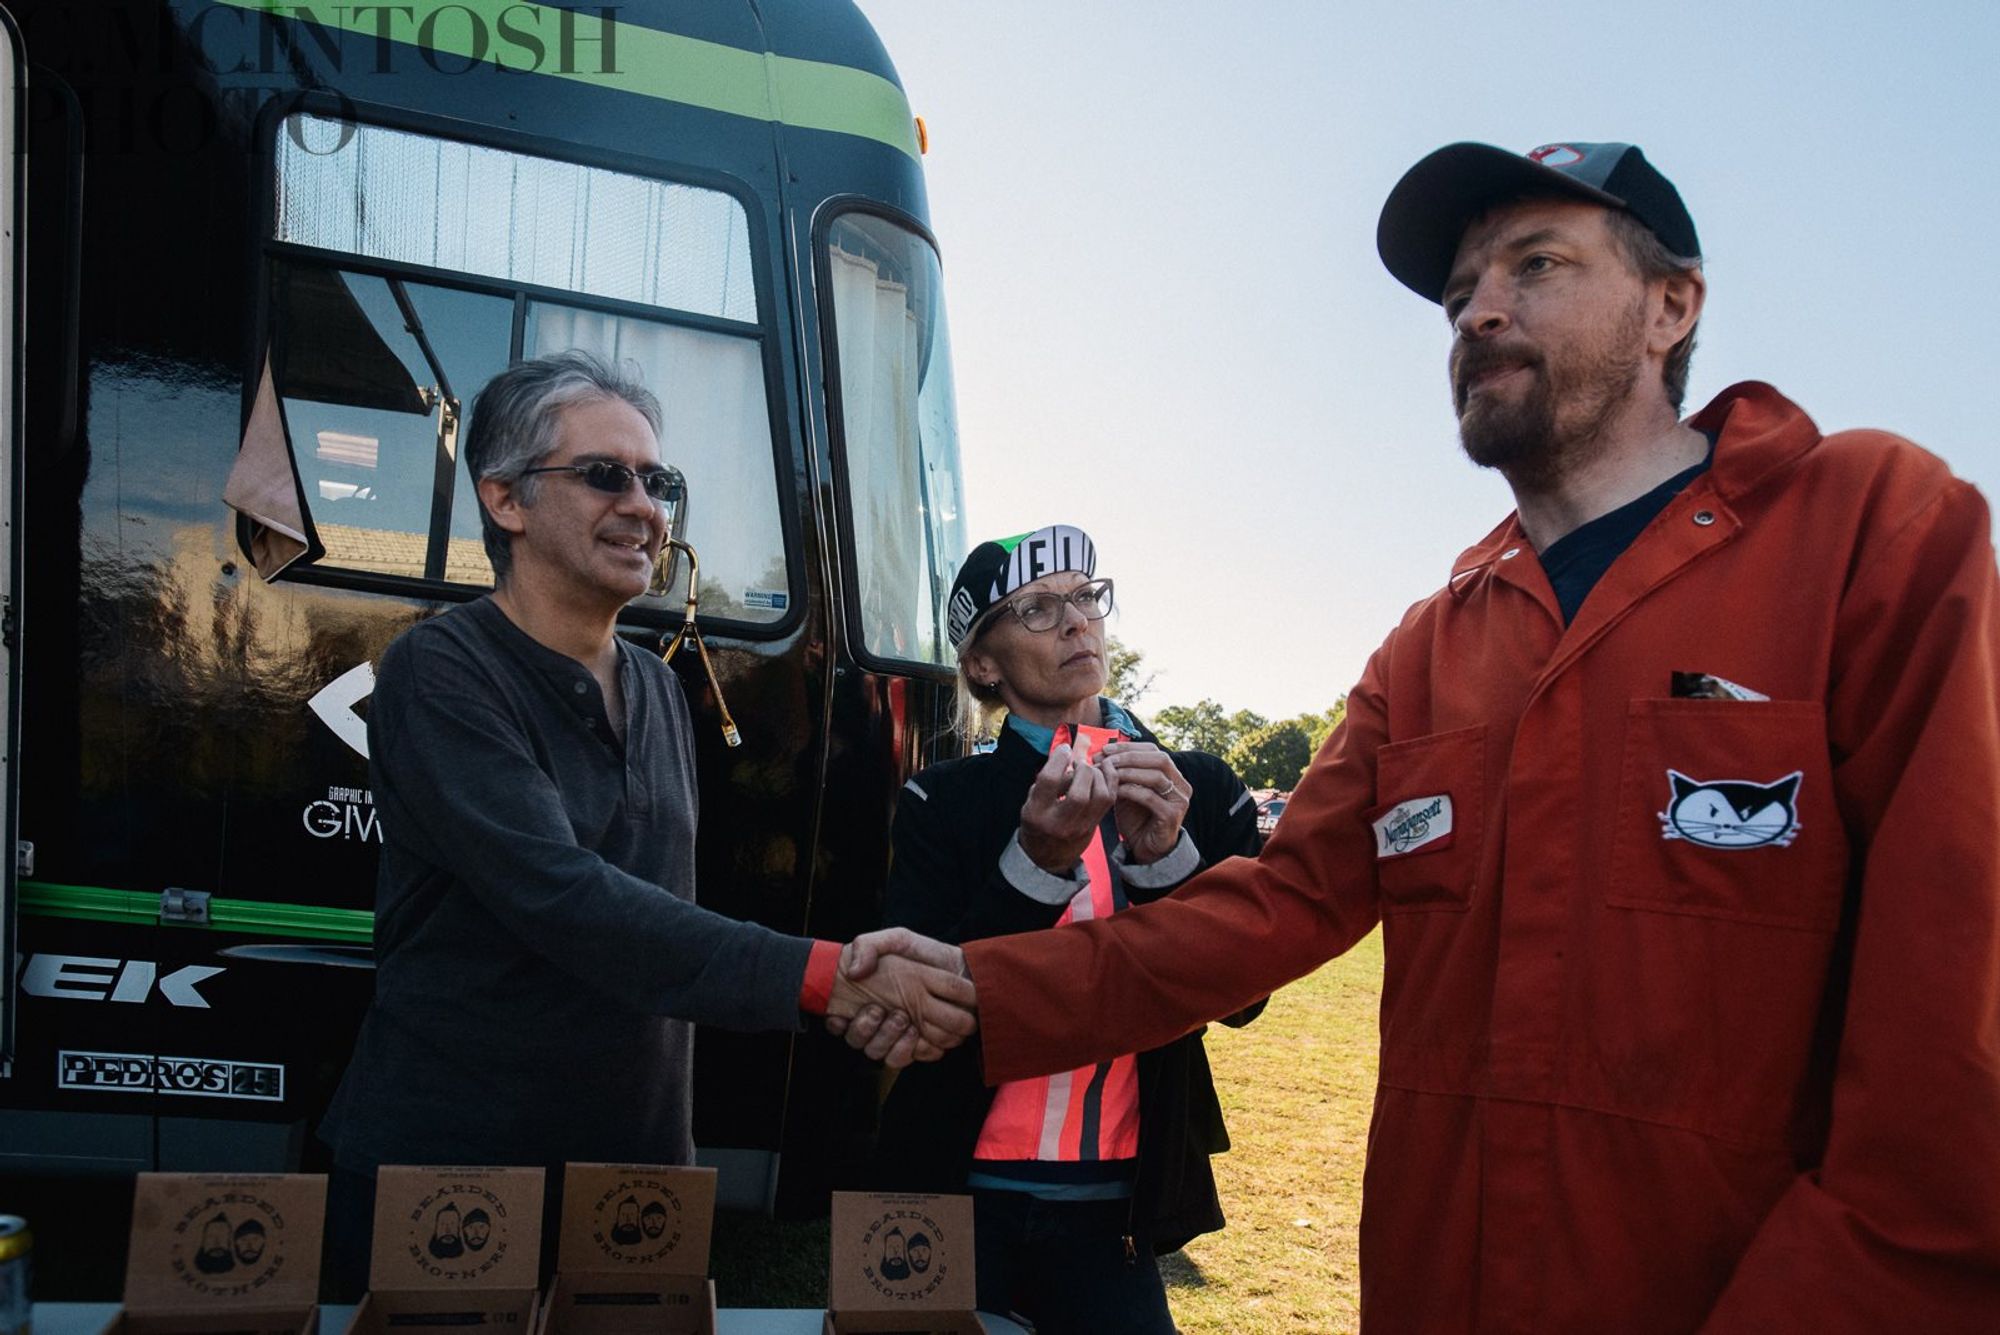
[1017,742,1116,872]
[1100,741,1189,864]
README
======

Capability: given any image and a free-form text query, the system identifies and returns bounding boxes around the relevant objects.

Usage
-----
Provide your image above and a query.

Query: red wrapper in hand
[1052,721,1126,761]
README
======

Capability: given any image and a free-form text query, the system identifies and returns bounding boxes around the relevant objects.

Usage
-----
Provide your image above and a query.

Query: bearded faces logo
[879,1227,910,1281]
[859,1208,952,1302]
[168,1193,287,1295]
[196,1213,235,1274]
[233,1218,268,1266]
[874,1226,933,1278]
[428,1201,465,1260]
[610,1196,644,1247]
[589,1179,685,1264]
[401,1183,512,1281]
[462,1209,492,1251]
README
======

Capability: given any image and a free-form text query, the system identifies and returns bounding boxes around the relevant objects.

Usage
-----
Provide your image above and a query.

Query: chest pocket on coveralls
[1608,699,1847,930]
[1369,724,1485,913]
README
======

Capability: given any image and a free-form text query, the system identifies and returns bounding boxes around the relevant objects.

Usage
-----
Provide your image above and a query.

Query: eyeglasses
[993,578,1115,633]
[518,461,685,505]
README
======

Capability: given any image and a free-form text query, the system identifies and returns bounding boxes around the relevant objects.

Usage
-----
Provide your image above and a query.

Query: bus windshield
[823,213,967,668]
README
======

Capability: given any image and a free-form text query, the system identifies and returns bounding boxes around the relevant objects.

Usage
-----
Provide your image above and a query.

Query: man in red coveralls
[846,141,2000,1331]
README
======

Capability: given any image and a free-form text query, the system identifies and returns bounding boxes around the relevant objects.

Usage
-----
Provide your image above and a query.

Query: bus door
[0,5,25,1072]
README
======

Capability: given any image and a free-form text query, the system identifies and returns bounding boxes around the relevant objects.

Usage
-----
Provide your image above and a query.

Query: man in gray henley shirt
[320,351,973,1287]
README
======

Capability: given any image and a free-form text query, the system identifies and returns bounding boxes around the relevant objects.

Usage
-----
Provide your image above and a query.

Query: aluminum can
[0,1215,28,1335]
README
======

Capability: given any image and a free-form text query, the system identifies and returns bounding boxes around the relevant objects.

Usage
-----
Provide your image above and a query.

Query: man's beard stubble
[1453,299,1648,491]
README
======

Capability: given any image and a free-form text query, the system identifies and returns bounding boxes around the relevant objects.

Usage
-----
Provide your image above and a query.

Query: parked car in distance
[1257,797,1288,836]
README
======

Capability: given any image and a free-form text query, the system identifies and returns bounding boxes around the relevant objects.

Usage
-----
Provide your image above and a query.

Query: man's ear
[478,474,528,537]
[1652,265,1706,357]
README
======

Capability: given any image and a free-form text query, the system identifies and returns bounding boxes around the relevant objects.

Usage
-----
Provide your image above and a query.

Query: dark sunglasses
[519,460,685,505]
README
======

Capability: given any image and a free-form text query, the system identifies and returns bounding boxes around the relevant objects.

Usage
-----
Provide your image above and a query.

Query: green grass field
[712,930,1385,1330]
[1164,928,1381,1333]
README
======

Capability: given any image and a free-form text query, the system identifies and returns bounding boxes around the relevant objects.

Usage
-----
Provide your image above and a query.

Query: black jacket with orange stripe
[867,710,1264,1253]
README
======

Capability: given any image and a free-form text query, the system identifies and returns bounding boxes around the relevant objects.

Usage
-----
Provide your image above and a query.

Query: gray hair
[1604,209,1703,413]
[463,350,664,582]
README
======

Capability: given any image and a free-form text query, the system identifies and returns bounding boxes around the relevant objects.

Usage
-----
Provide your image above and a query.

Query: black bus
[0,0,967,1215]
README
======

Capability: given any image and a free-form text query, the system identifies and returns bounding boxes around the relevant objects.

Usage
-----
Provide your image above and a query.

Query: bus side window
[248,112,790,617]
[272,265,510,584]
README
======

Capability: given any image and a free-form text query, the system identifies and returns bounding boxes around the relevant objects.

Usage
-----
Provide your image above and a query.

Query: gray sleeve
[370,644,811,1033]
[1111,830,1201,889]
[999,832,1089,906]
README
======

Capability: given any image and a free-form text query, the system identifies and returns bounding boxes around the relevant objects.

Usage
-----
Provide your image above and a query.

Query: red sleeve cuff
[798,939,841,1016]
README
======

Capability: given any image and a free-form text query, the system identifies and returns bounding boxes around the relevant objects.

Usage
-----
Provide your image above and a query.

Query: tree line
[1105,638,1344,793]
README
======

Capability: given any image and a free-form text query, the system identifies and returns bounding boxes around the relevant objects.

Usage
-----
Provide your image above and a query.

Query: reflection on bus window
[825,214,967,666]
[274,265,509,583]
[270,115,789,610]
[523,304,790,623]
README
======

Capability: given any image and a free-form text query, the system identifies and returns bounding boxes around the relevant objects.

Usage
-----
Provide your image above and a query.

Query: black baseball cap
[945,523,1097,650]
[1377,141,1700,303]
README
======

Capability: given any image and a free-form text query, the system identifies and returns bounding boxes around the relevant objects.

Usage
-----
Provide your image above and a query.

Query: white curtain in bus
[223,353,312,580]
[276,115,758,323]
[828,246,924,660]
[530,308,784,613]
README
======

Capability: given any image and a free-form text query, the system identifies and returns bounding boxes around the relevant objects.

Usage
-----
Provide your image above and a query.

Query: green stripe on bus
[19,882,156,925]
[215,0,921,159]
[20,881,376,945]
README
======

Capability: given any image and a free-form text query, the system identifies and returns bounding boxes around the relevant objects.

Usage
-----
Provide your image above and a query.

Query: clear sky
[860,0,2000,720]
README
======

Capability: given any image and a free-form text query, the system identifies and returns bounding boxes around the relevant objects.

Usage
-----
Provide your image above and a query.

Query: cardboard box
[822,1192,981,1335]
[535,1163,719,1333]
[103,1172,326,1335]
[349,1165,545,1333]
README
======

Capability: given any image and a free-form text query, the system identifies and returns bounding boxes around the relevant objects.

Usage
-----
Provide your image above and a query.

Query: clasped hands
[826,742,1188,1068]
[826,928,978,1068]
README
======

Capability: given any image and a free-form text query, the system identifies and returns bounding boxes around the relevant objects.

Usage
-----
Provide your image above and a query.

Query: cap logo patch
[1659,770,1802,849]
[946,586,980,649]
[1003,525,1095,595]
[1528,143,1584,167]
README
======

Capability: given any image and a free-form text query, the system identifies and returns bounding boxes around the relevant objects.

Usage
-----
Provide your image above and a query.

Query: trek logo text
[18,954,224,1008]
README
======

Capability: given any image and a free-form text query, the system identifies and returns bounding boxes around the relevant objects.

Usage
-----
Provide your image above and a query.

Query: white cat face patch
[1373,794,1453,857]
[1658,770,1802,849]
